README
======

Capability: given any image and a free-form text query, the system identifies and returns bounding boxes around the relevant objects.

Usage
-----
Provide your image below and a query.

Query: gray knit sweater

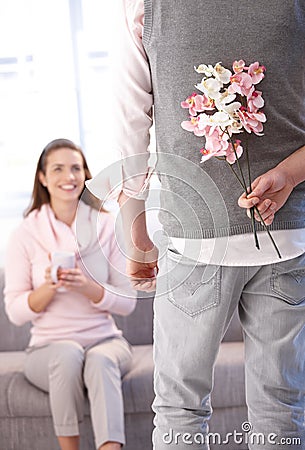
[143,0,305,238]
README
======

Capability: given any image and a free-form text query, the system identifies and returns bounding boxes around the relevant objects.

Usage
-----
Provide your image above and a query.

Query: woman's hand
[45,266,65,290]
[28,266,60,313]
[58,266,104,303]
[57,267,88,289]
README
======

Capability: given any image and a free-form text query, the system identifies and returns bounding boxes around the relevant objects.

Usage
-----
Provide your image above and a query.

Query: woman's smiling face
[39,147,86,207]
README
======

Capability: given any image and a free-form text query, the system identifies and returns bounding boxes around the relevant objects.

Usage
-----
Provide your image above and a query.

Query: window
[0,0,115,263]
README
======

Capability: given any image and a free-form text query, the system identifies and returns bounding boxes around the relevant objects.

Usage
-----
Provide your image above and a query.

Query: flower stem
[249,209,259,249]
[227,134,260,250]
[244,136,259,250]
[252,207,282,259]
[226,161,281,258]
[245,137,252,193]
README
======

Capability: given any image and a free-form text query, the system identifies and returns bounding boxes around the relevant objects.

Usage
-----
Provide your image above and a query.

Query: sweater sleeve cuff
[5,291,42,326]
[91,283,137,316]
[92,288,116,311]
[85,158,154,202]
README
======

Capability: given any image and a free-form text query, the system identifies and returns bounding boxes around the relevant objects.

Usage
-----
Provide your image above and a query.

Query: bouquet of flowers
[181,60,281,258]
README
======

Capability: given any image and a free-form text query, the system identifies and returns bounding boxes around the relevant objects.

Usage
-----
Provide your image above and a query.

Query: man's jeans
[152,246,305,449]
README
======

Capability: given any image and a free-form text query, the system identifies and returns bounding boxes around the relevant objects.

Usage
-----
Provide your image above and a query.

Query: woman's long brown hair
[24,138,104,217]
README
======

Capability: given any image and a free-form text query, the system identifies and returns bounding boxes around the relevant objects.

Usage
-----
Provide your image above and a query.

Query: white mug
[50,251,76,292]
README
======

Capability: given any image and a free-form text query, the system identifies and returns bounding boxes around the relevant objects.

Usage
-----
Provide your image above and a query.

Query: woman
[4,138,136,450]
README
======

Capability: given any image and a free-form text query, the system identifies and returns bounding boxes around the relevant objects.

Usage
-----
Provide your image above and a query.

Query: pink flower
[248,62,265,84]
[228,72,253,96]
[200,95,215,111]
[247,90,264,113]
[181,92,214,116]
[200,143,226,162]
[181,116,206,136]
[200,129,229,162]
[237,108,266,135]
[225,140,243,164]
[232,60,246,73]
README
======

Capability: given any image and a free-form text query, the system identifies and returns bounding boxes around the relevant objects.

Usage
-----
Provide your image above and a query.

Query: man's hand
[238,166,294,225]
[127,241,158,292]
[118,191,158,292]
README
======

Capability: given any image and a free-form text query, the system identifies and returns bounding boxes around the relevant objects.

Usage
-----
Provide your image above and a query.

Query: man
[112,1,305,448]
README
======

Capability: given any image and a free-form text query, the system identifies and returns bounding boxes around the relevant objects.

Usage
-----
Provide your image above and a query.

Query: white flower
[215,90,238,109]
[222,101,242,116]
[195,64,215,77]
[195,77,222,100]
[195,62,232,85]
[216,90,236,106]
[211,111,233,128]
[199,111,233,129]
[214,63,232,84]
[214,90,241,120]
[227,120,244,134]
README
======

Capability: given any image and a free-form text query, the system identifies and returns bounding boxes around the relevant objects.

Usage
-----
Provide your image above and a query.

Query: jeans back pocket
[166,248,221,317]
[271,253,305,305]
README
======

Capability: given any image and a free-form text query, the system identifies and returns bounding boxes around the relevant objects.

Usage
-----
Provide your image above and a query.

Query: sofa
[0,267,248,450]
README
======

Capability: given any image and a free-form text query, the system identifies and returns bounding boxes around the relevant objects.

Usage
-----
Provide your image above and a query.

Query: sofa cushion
[113,294,153,346]
[0,371,51,417]
[0,351,25,374]
[0,270,31,351]
[0,345,154,418]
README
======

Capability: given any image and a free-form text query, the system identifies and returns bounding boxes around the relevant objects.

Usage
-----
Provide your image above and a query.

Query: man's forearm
[277,145,305,188]
[118,191,153,252]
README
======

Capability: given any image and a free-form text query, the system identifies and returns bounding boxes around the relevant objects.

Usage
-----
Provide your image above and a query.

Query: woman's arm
[28,266,62,313]
[59,212,138,315]
[4,230,48,324]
